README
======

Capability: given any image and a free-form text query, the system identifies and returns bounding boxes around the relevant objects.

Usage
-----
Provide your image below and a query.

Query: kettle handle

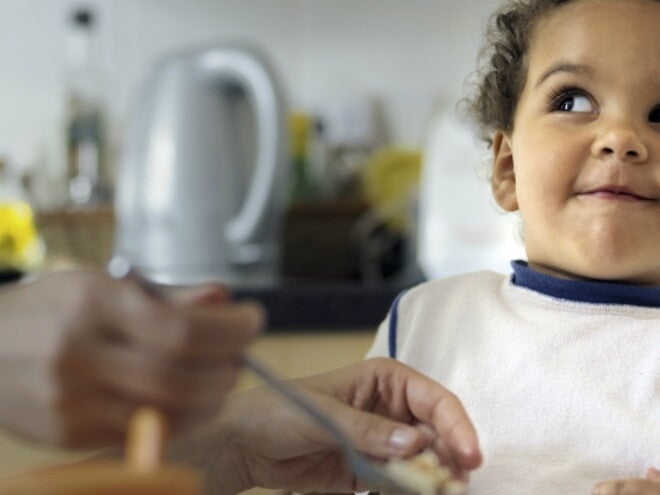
[197,46,288,249]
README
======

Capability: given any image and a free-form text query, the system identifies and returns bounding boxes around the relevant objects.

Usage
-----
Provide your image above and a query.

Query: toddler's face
[491,0,660,284]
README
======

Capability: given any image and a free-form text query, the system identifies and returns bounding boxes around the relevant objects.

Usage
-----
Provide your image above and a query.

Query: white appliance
[113,43,289,287]
[417,108,526,280]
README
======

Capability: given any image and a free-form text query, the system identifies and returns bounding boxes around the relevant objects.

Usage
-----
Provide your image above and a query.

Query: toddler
[368,0,660,494]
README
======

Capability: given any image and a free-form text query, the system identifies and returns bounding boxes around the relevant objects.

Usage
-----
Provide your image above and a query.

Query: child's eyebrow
[533,62,594,90]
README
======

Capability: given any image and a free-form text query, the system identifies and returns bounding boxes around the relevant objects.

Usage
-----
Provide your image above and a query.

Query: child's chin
[572,263,659,285]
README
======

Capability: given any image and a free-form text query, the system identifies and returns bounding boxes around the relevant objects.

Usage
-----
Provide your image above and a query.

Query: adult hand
[593,469,660,495]
[0,269,263,448]
[204,357,481,494]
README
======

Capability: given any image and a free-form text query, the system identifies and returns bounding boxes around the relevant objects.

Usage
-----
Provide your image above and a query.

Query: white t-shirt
[367,262,660,495]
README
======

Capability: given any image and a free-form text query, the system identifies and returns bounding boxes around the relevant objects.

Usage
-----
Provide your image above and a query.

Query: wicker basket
[36,207,115,268]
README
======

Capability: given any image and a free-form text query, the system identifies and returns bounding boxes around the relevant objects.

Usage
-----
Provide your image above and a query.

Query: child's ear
[491,131,519,212]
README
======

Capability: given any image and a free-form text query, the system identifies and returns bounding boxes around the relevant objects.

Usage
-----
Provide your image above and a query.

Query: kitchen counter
[238,329,375,387]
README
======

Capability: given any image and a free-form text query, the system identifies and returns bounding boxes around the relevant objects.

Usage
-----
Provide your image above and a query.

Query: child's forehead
[530,0,660,40]
[527,0,660,70]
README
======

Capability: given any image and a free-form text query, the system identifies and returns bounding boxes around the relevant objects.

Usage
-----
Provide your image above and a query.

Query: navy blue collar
[510,260,660,308]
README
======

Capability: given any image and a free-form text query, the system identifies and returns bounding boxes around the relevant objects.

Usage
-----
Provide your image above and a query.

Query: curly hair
[463,0,576,144]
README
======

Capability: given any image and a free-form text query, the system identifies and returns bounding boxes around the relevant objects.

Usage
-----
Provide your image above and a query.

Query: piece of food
[384,449,466,495]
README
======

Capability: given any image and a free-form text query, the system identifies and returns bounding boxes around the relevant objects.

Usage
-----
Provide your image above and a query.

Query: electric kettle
[113,43,289,287]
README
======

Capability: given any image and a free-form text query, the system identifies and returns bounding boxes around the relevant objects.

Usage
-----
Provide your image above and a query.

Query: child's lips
[579,185,656,202]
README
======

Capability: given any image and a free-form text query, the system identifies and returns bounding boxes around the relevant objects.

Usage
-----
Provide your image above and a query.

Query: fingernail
[388,427,417,449]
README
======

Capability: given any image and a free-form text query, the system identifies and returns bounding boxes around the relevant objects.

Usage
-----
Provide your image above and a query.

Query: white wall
[0,0,498,176]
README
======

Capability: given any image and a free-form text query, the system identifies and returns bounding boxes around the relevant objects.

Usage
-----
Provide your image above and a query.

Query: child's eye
[548,87,595,114]
[650,105,660,123]
[556,94,593,113]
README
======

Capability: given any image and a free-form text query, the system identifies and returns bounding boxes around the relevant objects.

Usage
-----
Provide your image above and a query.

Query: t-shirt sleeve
[365,314,390,359]
[365,289,408,359]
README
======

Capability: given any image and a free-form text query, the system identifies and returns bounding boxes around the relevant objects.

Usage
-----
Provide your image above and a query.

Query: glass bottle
[65,6,109,206]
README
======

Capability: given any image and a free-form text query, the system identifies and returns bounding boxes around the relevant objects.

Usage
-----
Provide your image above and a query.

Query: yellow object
[126,408,168,472]
[361,148,422,231]
[289,112,311,161]
[0,201,43,271]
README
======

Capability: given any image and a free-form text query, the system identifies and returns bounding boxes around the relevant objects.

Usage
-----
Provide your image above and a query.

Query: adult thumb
[328,401,426,459]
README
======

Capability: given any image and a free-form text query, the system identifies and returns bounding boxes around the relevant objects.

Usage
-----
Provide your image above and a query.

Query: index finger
[401,366,482,470]
[139,302,264,359]
[104,282,264,359]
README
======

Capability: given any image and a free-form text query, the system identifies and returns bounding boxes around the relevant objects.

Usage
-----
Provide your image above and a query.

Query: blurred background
[0,0,524,328]
[0,0,494,159]
[0,1,531,480]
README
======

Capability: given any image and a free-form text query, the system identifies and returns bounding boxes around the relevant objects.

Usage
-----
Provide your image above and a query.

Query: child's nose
[591,119,649,163]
